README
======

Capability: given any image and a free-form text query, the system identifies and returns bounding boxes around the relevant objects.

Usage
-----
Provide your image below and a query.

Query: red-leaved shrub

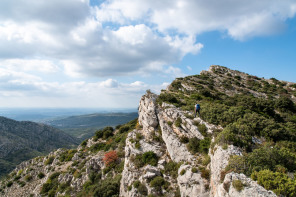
[103,151,118,166]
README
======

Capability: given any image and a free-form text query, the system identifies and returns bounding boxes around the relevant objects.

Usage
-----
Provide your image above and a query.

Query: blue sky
[0,0,295,108]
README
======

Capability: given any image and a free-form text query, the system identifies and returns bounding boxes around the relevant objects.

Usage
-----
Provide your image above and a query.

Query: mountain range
[0,116,78,178]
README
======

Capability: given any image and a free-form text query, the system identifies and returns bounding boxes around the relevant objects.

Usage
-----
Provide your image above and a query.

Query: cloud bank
[0,0,295,107]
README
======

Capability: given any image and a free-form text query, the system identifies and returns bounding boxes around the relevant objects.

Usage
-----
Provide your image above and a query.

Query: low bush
[40,172,61,196]
[24,175,32,182]
[180,136,189,143]
[95,127,114,140]
[89,143,106,153]
[150,176,165,191]
[192,167,198,173]
[133,180,140,188]
[59,149,77,162]
[232,180,244,192]
[180,169,186,175]
[45,156,55,165]
[164,161,181,179]
[138,183,148,195]
[6,181,13,187]
[175,117,182,127]
[142,151,158,166]
[197,124,208,136]
[103,151,118,166]
[251,170,296,197]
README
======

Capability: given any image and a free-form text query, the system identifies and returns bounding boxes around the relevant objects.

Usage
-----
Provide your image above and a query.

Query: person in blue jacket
[195,103,201,118]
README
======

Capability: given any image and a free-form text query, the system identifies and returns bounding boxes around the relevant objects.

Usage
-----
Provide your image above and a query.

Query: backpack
[195,104,200,110]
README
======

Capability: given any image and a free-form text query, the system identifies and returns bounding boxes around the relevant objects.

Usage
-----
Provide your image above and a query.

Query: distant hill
[43,112,138,140]
[0,116,78,178]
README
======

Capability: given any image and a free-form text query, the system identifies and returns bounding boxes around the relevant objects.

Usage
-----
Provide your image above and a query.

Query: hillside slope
[1,65,295,197]
[43,112,138,140]
[0,117,79,177]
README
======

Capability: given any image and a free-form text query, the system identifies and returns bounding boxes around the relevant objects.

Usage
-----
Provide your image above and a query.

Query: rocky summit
[1,65,296,197]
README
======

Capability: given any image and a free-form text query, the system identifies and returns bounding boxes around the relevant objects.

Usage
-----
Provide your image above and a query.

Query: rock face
[177,164,209,197]
[138,92,159,137]
[209,145,277,197]
[210,145,243,196]
[217,172,277,197]
[119,92,276,197]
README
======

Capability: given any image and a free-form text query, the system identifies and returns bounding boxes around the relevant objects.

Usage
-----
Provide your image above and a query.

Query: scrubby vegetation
[131,151,158,168]
[157,66,296,195]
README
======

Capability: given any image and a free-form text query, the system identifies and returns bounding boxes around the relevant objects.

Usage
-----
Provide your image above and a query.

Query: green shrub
[93,175,121,197]
[45,156,55,165]
[133,180,140,188]
[199,137,211,154]
[58,182,70,193]
[180,136,189,143]
[197,124,208,136]
[142,151,158,166]
[187,137,200,154]
[136,133,143,140]
[150,176,165,191]
[180,169,186,175]
[40,172,61,196]
[59,149,77,162]
[119,125,130,133]
[232,180,244,192]
[6,181,13,187]
[202,155,211,166]
[200,168,210,180]
[18,181,26,187]
[131,154,144,168]
[251,170,296,197]
[138,183,148,195]
[223,182,230,192]
[164,161,181,179]
[192,167,198,173]
[158,93,180,104]
[175,117,182,127]
[95,126,114,140]
[24,175,32,182]
[89,143,106,153]
[80,140,87,147]
[127,185,132,191]
[167,121,173,126]
[135,141,141,149]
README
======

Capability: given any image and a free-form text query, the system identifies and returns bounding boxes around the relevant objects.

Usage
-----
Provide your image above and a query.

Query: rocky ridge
[1,65,293,196]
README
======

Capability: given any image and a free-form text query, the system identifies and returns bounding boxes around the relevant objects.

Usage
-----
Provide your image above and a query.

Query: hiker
[195,103,201,118]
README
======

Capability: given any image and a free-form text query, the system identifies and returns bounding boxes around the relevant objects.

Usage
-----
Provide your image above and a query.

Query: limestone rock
[138,92,158,136]
[215,172,277,197]
[210,145,242,196]
[177,164,209,197]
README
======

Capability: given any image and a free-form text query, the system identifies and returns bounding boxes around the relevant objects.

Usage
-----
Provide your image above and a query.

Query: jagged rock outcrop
[217,172,277,197]
[177,164,209,197]
[138,92,159,137]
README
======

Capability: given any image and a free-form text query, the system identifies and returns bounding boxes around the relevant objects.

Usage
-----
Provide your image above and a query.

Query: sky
[0,0,295,108]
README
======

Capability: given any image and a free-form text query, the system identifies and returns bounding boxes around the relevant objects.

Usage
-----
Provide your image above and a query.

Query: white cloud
[100,79,119,88]
[0,59,60,73]
[0,74,167,107]
[0,0,203,79]
[98,0,296,40]
[0,0,296,107]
